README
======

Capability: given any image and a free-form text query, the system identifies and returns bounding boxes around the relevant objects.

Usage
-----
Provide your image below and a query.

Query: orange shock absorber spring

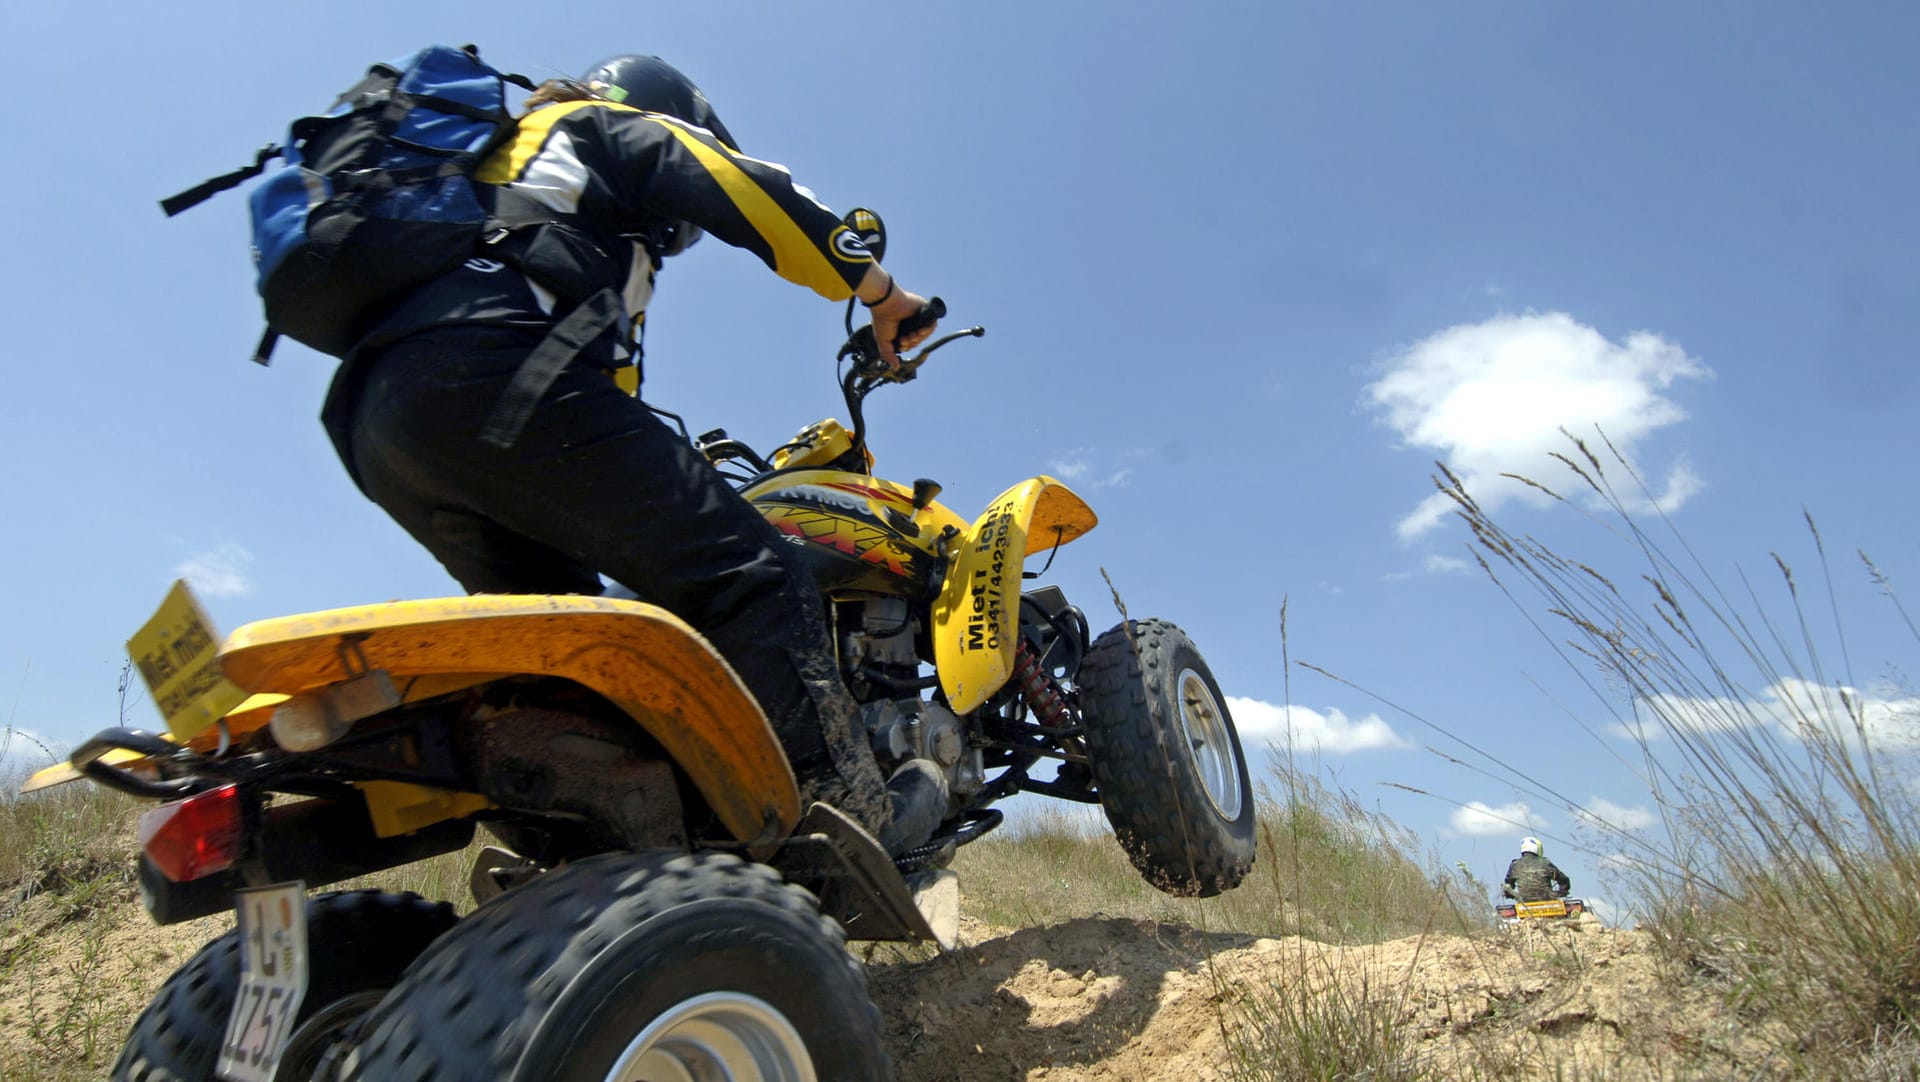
[1014,639,1072,728]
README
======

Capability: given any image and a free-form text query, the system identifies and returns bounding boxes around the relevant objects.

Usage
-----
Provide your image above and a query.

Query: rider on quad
[323,54,945,856]
[1501,836,1571,903]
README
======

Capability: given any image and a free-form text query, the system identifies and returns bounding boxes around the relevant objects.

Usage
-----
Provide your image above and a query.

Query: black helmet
[579,55,734,260]
[581,55,738,151]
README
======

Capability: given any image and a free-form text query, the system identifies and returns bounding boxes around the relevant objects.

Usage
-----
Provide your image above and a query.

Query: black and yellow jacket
[360,98,876,375]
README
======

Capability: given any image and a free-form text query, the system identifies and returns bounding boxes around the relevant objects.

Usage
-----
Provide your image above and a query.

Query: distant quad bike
[1495,896,1589,927]
[25,211,1256,1080]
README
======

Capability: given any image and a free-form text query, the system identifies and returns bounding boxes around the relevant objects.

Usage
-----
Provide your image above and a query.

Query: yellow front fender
[218,595,800,846]
[930,477,1097,713]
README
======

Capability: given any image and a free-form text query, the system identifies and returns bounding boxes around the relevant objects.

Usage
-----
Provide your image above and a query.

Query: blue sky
[4,3,1916,921]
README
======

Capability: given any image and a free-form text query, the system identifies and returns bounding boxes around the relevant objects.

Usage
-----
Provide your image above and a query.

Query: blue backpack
[164,45,539,363]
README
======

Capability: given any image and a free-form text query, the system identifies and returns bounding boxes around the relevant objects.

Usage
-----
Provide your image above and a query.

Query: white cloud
[1228,697,1409,754]
[175,544,255,599]
[1618,679,1920,751]
[1577,797,1657,832]
[1363,312,1712,539]
[1450,800,1545,836]
[1597,851,1653,875]
[1381,554,1470,582]
[1,726,64,767]
[1,727,68,797]
[1604,718,1653,741]
[1047,447,1135,489]
[1622,459,1705,515]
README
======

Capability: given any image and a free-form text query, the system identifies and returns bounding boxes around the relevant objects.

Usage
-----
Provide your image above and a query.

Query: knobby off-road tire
[340,850,892,1081]
[113,890,457,1082]
[1079,619,1255,897]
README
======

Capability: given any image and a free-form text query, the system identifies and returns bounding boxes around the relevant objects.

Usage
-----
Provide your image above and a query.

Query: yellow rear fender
[213,595,799,845]
[930,477,1097,713]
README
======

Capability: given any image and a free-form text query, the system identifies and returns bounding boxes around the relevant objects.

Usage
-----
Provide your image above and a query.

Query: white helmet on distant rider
[1519,836,1542,856]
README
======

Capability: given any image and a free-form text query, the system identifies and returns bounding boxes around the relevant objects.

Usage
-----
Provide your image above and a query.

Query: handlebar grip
[840,296,951,380]
[891,296,945,351]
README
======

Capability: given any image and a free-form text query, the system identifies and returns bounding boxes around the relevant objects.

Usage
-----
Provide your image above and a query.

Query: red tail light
[138,784,242,882]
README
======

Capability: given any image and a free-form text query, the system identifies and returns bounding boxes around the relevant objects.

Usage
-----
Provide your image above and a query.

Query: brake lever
[840,297,949,380]
[853,326,989,391]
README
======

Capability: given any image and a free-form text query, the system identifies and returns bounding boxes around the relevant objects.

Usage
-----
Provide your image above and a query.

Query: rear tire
[113,890,457,1081]
[341,850,892,1081]
[1079,619,1255,897]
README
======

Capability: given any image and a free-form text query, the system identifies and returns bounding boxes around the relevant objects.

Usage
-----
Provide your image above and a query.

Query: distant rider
[1501,836,1570,902]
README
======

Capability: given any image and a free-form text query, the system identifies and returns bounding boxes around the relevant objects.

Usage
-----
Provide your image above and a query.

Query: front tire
[341,850,892,1081]
[113,890,457,1081]
[1079,619,1255,897]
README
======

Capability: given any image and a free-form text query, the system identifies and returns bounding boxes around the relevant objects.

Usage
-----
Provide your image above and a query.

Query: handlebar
[703,297,986,479]
[838,298,985,383]
[838,297,945,377]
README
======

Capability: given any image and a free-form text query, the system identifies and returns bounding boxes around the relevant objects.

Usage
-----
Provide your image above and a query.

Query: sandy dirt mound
[870,914,1764,1080]
[1,886,232,1073]
[5,894,1765,1079]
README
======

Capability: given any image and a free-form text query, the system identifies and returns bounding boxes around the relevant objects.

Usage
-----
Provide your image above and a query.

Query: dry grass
[1428,430,1920,1079]
[952,755,1466,945]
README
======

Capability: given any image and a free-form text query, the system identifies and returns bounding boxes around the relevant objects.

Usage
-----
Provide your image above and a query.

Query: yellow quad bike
[29,210,1253,1081]
[1496,896,1589,926]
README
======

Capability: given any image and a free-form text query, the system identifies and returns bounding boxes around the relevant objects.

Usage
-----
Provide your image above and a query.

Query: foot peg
[876,759,949,857]
[468,845,542,906]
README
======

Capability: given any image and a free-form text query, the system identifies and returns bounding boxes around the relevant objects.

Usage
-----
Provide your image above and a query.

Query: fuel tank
[743,470,967,597]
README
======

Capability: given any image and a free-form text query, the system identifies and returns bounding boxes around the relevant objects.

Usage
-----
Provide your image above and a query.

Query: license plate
[217,882,309,1082]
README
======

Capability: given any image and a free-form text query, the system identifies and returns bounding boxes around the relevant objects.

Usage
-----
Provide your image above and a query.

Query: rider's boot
[876,758,949,857]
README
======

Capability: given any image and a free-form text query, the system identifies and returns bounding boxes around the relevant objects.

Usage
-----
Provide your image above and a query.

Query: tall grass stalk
[1440,430,1920,1065]
[1224,954,1427,1082]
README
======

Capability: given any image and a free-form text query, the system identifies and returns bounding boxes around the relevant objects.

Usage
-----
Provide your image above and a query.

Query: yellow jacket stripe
[478,100,868,301]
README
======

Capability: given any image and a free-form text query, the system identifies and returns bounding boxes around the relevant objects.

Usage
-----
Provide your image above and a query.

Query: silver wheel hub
[1176,667,1243,820]
[605,992,815,1082]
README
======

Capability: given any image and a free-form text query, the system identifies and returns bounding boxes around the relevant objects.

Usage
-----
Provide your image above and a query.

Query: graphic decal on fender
[964,499,1017,654]
[760,505,916,577]
[760,485,870,515]
[821,481,911,506]
[757,482,910,514]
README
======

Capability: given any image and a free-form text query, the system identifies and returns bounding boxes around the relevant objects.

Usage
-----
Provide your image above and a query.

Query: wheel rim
[1176,666,1243,821]
[605,992,816,1082]
[274,989,385,1080]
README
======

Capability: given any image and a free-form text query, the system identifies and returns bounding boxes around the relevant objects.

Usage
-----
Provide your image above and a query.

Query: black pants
[336,325,887,829]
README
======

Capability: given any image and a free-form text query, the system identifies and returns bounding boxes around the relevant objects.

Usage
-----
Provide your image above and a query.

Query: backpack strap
[253,329,281,367]
[160,144,284,218]
[478,287,624,448]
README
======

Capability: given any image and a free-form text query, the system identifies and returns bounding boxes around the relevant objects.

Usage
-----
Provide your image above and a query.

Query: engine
[839,597,984,797]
